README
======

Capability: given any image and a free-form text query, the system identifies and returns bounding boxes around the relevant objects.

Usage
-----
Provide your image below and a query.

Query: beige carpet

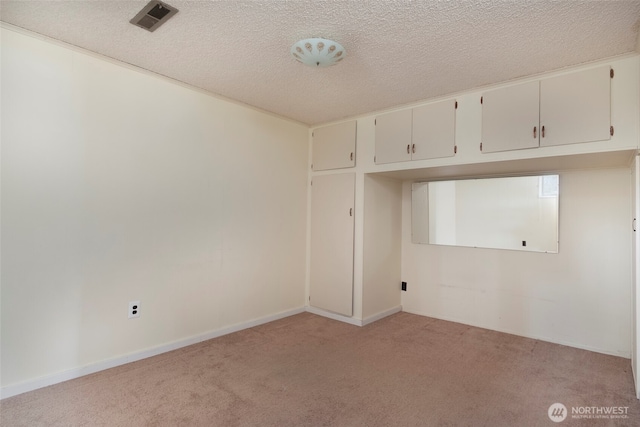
[1,312,638,426]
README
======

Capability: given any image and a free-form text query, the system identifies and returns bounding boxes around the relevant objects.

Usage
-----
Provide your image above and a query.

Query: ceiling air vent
[130,1,178,32]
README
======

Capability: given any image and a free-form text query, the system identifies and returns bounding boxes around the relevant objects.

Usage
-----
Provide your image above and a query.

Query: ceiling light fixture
[290,38,346,67]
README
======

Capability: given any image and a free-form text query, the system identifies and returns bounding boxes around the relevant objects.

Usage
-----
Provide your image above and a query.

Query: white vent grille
[130,1,178,32]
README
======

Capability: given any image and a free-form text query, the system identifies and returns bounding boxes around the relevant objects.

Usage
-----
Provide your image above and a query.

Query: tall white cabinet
[633,155,640,399]
[309,173,355,317]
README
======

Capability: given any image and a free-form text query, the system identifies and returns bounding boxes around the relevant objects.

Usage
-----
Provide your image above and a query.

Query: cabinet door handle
[350,152,354,161]
[533,126,537,138]
[412,144,416,154]
[541,125,545,138]
[407,144,410,154]
[349,208,353,217]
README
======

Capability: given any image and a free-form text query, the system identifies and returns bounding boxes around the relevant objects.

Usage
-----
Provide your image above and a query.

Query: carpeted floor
[1,312,639,426]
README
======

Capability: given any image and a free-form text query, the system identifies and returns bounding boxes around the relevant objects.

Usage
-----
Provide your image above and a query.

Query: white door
[412,99,456,160]
[375,109,412,164]
[310,173,355,316]
[312,120,356,171]
[481,81,540,153]
[540,66,611,147]
[633,156,640,399]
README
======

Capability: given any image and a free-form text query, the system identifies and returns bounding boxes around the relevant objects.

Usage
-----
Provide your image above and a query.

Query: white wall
[362,174,402,319]
[401,168,632,357]
[1,28,308,391]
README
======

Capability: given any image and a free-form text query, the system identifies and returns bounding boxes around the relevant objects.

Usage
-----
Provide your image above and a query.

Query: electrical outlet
[128,301,140,319]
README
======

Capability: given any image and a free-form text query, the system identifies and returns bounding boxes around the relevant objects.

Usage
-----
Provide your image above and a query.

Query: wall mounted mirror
[412,175,559,253]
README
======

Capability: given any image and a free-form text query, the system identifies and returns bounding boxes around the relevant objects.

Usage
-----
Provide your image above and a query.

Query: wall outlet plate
[128,300,140,319]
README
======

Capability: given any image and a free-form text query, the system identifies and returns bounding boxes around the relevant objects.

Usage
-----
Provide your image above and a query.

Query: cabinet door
[633,157,640,399]
[310,173,355,316]
[312,120,356,171]
[412,99,456,160]
[481,81,540,153]
[633,157,640,398]
[375,109,412,164]
[540,65,611,147]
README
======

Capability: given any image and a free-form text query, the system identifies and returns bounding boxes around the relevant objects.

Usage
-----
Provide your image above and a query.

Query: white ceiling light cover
[291,38,345,67]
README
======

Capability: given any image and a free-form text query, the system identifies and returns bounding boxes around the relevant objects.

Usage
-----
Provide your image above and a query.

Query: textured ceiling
[2,1,640,126]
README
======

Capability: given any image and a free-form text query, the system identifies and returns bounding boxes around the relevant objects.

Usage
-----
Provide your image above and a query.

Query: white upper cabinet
[375,102,458,164]
[540,65,611,147]
[412,99,457,160]
[481,81,540,153]
[481,65,612,153]
[375,109,412,164]
[312,120,357,171]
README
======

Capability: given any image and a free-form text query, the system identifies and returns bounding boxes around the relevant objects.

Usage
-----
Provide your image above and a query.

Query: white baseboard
[401,308,631,359]
[305,305,402,327]
[362,305,402,326]
[305,306,363,326]
[0,307,305,400]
